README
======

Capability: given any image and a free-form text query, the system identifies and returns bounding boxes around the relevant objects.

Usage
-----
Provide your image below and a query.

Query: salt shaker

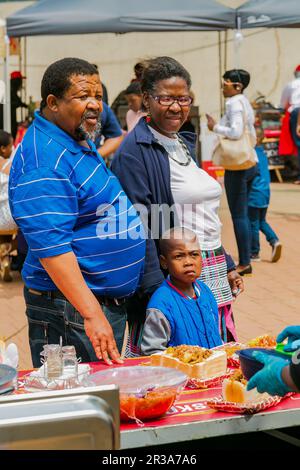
[62,345,78,377]
[41,344,63,379]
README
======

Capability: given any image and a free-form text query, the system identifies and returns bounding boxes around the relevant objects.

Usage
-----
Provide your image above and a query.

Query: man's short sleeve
[10,167,78,258]
[101,103,122,139]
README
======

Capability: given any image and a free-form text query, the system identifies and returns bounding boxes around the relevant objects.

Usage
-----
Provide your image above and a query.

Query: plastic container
[0,364,17,395]
[87,366,187,422]
[238,348,291,381]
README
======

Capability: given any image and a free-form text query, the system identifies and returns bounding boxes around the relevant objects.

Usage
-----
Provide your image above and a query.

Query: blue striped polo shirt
[9,111,145,297]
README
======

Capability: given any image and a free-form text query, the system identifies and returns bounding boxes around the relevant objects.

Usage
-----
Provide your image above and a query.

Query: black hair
[125,82,142,96]
[159,227,198,257]
[223,69,250,91]
[141,56,192,94]
[134,61,146,81]
[0,130,12,147]
[40,58,98,110]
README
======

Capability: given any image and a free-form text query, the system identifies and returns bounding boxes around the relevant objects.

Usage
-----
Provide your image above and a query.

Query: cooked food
[165,345,212,364]
[219,343,244,358]
[247,334,276,348]
[222,369,270,404]
[151,345,227,379]
[120,388,176,422]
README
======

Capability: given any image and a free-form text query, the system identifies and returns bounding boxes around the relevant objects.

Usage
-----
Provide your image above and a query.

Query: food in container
[87,366,187,422]
[150,345,227,380]
[212,342,245,368]
[247,334,276,348]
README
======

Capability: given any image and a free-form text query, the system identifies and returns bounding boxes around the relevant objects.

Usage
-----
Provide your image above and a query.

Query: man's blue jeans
[24,287,127,368]
[224,165,258,266]
[248,206,279,255]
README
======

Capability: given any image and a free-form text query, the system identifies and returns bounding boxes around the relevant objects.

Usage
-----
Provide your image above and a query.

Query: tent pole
[218,31,223,116]
[4,26,11,133]
[234,16,242,68]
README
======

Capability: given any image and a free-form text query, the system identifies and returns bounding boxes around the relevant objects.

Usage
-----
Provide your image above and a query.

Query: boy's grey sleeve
[140,308,171,356]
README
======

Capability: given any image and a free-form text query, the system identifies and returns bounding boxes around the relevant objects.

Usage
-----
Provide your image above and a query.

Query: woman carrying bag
[206,69,258,276]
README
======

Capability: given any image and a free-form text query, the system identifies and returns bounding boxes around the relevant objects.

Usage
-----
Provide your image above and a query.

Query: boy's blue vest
[147,280,222,348]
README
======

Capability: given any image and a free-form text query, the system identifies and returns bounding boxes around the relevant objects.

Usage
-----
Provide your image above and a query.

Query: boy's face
[160,237,202,286]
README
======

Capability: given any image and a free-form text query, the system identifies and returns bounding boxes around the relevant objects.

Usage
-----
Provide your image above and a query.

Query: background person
[290,106,300,184]
[124,82,146,132]
[141,228,222,355]
[0,130,17,282]
[9,58,145,367]
[112,56,243,356]
[206,69,257,276]
[0,130,15,231]
[248,127,282,262]
[279,65,300,160]
[94,101,124,163]
[10,71,28,140]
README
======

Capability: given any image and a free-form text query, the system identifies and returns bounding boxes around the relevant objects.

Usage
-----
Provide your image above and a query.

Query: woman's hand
[296,124,300,137]
[227,270,244,299]
[206,114,216,131]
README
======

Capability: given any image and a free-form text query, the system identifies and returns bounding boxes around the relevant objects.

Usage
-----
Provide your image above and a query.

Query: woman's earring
[146,111,151,123]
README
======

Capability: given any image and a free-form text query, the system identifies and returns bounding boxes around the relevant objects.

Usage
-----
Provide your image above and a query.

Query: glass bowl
[87,366,187,422]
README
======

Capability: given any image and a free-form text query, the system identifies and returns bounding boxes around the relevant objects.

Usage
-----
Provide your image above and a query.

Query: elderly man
[9,58,145,366]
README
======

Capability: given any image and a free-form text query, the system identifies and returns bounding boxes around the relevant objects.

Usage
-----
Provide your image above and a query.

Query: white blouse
[213,94,256,142]
[149,127,222,251]
[280,78,300,113]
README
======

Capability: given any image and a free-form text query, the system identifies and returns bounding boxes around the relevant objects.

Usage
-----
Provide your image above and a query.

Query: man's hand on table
[84,315,124,366]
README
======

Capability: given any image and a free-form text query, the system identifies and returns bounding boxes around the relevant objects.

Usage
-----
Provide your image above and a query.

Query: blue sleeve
[111,149,164,294]
[101,103,122,139]
[10,167,78,258]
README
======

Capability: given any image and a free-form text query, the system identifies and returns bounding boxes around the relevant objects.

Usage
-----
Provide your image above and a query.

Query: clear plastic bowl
[87,366,187,422]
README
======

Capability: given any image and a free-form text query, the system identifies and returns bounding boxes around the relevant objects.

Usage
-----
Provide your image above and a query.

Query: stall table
[17,357,300,449]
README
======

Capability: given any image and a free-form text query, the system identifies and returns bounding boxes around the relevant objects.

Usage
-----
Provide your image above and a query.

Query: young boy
[140,227,223,356]
[248,127,282,262]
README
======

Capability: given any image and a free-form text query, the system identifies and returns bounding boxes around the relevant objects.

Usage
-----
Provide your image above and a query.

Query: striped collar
[33,110,98,155]
[166,278,200,300]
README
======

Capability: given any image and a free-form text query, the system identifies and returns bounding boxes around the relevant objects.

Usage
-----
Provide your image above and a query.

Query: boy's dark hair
[125,82,142,96]
[141,56,192,94]
[40,58,98,110]
[0,130,12,147]
[223,69,250,90]
[159,227,198,257]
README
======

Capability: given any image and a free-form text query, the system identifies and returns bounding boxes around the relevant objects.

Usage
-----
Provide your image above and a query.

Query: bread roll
[222,370,270,403]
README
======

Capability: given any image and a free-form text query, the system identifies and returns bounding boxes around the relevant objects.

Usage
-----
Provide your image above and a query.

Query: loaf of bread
[150,345,227,380]
[222,370,270,403]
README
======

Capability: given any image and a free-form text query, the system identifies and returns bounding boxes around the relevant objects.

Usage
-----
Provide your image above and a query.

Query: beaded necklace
[166,134,192,167]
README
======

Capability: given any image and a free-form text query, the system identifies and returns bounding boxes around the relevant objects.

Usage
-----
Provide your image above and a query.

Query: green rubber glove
[246,351,291,397]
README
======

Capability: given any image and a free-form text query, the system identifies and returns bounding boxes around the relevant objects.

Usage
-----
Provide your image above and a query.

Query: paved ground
[1,182,300,370]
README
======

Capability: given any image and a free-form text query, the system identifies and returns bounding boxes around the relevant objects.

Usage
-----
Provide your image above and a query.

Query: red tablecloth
[85,358,300,432]
[18,357,300,433]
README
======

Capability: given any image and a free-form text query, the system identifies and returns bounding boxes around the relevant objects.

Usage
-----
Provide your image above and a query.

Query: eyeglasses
[150,95,193,107]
